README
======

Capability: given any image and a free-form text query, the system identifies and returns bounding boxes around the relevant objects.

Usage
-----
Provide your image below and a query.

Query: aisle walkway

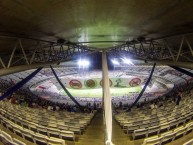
[112,118,143,145]
[112,118,131,145]
[75,111,105,145]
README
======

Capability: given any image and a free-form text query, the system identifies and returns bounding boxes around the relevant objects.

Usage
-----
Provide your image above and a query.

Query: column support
[102,50,113,145]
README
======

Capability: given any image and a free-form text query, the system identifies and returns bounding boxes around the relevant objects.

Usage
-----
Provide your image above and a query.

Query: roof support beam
[164,40,175,61]
[7,42,18,68]
[176,36,184,62]
[186,38,193,56]
[147,60,193,70]
[0,49,97,76]
[0,57,6,68]
[0,62,56,77]
[30,42,40,64]
[19,39,29,65]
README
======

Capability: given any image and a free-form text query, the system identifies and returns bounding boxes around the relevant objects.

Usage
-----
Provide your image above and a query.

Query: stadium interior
[0,1,193,145]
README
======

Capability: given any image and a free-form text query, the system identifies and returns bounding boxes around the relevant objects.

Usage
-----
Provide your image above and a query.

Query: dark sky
[88,52,113,70]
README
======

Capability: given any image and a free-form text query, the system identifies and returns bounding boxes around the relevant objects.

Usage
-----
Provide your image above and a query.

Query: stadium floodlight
[121,58,134,65]
[111,59,120,65]
[78,59,90,68]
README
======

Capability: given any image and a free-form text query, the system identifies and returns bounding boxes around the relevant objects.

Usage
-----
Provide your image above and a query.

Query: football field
[60,86,142,98]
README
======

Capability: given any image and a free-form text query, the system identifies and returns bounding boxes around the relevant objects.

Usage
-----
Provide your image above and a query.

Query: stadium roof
[0,1,193,48]
[0,1,193,74]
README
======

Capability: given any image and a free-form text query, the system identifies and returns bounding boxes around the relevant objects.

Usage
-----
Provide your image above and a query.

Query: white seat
[13,138,27,145]
[160,122,170,133]
[1,130,12,141]
[60,130,75,141]
[143,136,161,145]
[147,126,160,137]
[161,131,176,144]
[174,126,186,139]
[183,138,193,145]
[47,128,60,138]
[48,137,65,145]
[132,128,147,139]
[127,125,139,133]
[21,130,35,143]
[33,133,48,145]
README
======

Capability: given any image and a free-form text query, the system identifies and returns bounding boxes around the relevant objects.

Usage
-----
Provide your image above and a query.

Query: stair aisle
[112,118,132,145]
[75,111,105,145]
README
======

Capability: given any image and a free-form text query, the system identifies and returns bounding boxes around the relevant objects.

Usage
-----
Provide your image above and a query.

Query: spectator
[47,105,52,111]
[176,91,182,106]
[53,105,56,111]
[119,101,123,108]
[56,105,60,111]
[150,103,155,109]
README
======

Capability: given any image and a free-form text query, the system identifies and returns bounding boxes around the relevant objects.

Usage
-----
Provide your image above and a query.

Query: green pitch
[60,86,142,98]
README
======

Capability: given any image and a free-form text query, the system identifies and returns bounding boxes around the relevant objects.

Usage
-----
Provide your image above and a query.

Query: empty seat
[37,126,48,136]
[142,136,161,145]
[47,137,65,145]
[127,125,139,133]
[159,122,170,133]
[6,123,14,132]
[132,128,147,140]
[28,124,37,132]
[183,138,193,145]
[147,126,160,137]
[161,131,176,144]
[33,133,48,145]
[174,126,186,139]
[13,138,27,145]
[47,128,60,138]
[22,130,35,143]
[57,124,69,130]
[60,130,75,141]
[2,130,12,141]
[169,120,178,129]
[13,128,23,138]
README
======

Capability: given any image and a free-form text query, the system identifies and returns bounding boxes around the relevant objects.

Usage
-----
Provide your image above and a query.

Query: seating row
[0,101,93,125]
[115,94,193,131]
[1,110,80,136]
[0,129,26,145]
[0,101,94,134]
[142,121,193,145]
[183,138,193,145]
[0,114,75,141]
[0,116,67,145]
[132,112,193,139]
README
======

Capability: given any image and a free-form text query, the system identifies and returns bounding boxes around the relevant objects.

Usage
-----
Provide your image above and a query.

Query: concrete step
[76,111,105,144]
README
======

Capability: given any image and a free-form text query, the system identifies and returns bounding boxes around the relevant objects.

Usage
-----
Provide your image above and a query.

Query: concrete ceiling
[0,0,193,49]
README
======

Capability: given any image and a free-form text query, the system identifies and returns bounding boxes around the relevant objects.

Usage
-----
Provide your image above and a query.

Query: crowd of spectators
[113,83,193,113]
[6,94,101,113]
[3,82,193,115]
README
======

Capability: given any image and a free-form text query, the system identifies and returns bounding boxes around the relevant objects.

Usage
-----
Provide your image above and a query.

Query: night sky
[87,52,114,70]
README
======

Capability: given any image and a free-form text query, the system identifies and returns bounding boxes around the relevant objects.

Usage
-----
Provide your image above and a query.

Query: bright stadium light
[111,59,120,65]
[121,58,134,65]
[78,59,90,68]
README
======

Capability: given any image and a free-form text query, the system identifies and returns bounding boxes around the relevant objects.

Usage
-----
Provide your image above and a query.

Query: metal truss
[108,35,193,65]
[0,33,193,76]
[0,38,95,70]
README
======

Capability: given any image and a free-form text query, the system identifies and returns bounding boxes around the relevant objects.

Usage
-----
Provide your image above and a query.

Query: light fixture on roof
[78,59,90,68]
[121,58,134,65]
[111,59,120,65]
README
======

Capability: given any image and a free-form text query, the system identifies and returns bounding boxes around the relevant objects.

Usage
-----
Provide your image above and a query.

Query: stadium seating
[115,91,193,144]
[0,128,27,145]
[183,138,193,145]
[0,101,95,144]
